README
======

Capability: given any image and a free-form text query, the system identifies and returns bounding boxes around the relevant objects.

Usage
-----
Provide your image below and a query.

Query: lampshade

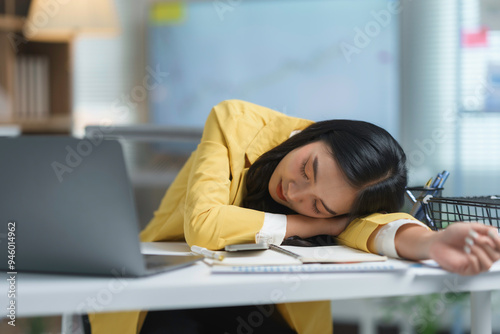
[23,0,120,41]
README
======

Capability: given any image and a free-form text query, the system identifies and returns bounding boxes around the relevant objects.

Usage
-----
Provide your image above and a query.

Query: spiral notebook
[211,259,409,273]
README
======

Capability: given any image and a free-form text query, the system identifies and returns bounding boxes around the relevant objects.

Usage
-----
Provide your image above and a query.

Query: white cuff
[255,213,287,245]
[373,219,429,258]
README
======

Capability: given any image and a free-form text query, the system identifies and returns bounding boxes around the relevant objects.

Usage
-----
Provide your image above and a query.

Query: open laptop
[0,136,202,277]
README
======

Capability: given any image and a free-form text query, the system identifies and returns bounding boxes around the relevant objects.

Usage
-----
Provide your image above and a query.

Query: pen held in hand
[191,245,225,261]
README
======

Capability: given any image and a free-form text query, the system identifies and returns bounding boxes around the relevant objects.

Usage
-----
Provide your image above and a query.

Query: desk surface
[2,260,500,318]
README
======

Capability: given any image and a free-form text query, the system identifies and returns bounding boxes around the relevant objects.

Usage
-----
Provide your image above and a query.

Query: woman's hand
[285,214,350,239]
[393,222,500,276]
[428,223,500,275]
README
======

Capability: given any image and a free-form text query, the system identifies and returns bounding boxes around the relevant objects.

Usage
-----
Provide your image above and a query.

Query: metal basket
[423,195,500,231]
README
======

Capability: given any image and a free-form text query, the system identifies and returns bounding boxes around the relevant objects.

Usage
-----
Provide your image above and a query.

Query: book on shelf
[14,54,50,120]
[0,86,11,120]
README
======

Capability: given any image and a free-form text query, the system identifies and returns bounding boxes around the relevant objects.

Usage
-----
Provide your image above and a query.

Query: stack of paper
[140,242,409,274]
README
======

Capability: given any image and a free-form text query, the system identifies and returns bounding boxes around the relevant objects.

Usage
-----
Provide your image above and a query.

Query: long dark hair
[242,119,408,221]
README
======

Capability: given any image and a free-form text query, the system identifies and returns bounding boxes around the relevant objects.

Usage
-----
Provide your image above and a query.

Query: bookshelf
[0,0,72,134]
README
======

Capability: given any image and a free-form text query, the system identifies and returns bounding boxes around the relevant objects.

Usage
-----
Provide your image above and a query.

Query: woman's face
[268,141,358,218]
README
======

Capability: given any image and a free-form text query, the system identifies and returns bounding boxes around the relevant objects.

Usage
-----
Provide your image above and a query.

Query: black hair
[242,119,408,222]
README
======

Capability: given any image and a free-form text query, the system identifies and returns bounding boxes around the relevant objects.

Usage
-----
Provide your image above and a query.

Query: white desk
[2,260,500,334]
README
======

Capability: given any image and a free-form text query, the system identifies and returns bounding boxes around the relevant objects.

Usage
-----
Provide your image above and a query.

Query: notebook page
[278,245,387,263]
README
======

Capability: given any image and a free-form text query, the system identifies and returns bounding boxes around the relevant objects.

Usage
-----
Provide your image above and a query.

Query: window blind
[457,0,500,195]
[400,0,459,194]
[401,0,500,196]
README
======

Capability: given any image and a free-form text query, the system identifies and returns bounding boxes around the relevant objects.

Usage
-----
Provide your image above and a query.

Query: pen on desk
[191,245,225,261]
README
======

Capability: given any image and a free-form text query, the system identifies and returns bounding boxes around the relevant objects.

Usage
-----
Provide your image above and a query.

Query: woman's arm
[182,100,313,249]
[368,223,500,275]
[285,214,350,239]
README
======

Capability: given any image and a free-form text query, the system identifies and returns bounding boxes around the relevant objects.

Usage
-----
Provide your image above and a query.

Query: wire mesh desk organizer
[424,196,500,231]
[406,188,500,232]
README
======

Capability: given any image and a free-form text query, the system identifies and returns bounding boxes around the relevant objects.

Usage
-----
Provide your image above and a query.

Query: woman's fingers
[428,223,500,275]
[487,228,500,250]
[434,223,500,275]
[467,241,493,275]
[462,226,500,275]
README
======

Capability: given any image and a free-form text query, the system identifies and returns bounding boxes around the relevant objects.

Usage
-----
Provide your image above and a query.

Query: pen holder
[405,186,444,203]
[405,186,444,229]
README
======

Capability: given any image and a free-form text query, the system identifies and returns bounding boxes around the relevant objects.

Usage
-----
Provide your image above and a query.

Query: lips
[276,180,287,202]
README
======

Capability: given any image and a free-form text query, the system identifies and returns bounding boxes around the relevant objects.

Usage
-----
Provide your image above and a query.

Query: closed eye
[300,159,309,180]
[312,200,321,214]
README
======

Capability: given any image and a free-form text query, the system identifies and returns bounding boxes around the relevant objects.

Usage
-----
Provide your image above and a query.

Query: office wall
[72,0,500,196]
[148,0,401,138]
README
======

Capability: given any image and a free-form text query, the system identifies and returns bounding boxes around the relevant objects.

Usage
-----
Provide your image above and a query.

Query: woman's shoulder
[202,100,314,156]
[209,99,310,125]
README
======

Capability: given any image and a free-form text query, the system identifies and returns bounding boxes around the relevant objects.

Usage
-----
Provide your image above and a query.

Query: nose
[287,180,311,203]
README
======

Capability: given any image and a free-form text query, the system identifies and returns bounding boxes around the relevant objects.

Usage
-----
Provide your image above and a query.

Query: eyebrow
[312,156,338,216]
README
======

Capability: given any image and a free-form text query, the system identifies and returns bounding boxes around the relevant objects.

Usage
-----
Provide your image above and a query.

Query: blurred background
[1,0,499,333]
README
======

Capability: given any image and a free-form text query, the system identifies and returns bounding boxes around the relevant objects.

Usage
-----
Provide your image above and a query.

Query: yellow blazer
[89,100,419,334]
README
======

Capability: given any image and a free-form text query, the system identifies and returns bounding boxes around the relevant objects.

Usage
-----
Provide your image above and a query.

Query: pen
[414,171,447,221]
[437,170,449,188]
[424,178,433,188]
[191,245,225,261]
[430,172,443,188]
[410,178,433,217]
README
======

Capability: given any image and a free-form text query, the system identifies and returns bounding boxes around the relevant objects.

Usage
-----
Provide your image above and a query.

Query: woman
[89,100,500,334]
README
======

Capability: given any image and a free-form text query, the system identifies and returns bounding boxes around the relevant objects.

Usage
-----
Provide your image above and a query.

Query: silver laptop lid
[0,136,148,276]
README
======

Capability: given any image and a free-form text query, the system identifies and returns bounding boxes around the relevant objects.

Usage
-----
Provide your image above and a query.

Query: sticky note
[150,2,185,25]
[462,27,489,48]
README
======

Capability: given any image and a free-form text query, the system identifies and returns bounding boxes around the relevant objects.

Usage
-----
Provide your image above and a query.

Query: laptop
[0,136,202,277]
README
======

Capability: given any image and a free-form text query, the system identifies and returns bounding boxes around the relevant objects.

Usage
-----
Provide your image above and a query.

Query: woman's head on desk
[244,119,407,221]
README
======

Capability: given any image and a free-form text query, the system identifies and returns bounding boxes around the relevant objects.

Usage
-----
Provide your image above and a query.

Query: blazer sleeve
[336,212,422,253]
[182,104,266,250]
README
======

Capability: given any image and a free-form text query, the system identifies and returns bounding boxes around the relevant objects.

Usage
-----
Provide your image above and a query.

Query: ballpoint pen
[437,170,449,188]
[430,172,443,189]
[191,245,225,261]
